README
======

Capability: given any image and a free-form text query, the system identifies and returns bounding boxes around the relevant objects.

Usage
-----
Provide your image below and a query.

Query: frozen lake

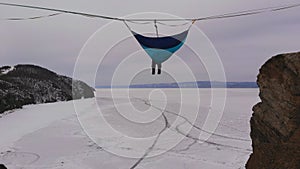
[0,89,259,169]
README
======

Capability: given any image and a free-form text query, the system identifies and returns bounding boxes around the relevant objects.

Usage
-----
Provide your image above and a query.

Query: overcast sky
[0,0,299,86]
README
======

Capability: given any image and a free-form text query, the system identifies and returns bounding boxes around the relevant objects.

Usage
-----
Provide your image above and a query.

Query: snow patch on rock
[0,66,15,75]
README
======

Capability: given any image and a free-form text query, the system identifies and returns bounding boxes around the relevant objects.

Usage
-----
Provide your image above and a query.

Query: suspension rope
[126,20,153,25]
[154,20,159,37]
[0,2,299,22]
[0,12,61,21]
[193,3,300,21]
[156,21,190,27]
[123,20,132,32]
[0,2,124,21]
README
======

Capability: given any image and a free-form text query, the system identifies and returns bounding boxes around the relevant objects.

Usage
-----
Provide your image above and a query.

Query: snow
[0,89,259,169]
[0,66,15,74]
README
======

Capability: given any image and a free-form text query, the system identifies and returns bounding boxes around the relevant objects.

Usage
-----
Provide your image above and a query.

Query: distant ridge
[97,81,258,88]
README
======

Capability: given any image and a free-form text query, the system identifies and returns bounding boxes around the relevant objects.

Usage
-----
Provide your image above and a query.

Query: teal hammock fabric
[132,30,189,64]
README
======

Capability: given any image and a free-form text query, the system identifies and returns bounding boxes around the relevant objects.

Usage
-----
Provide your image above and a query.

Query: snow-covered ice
[0,89,259,169]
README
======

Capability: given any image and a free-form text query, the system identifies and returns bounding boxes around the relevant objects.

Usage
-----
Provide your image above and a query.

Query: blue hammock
[132,30,189,64]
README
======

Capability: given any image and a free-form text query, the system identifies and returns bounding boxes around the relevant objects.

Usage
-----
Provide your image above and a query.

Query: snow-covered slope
[0,64,94,114]
[0,89,259,169]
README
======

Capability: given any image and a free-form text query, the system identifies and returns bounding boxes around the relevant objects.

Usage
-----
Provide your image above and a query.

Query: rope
[154,20,159,37]
[0,2,299,22]
[0,12,61,21]
[156,21,190,27]
[123,20,133,32]
[194,3,300,21]
[126,20,152,25]
[0,2,123,21]
[156,19,195,30]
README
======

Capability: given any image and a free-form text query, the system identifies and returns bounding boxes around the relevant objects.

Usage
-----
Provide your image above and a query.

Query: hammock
[132,30,189,64]
[124,20,193,64]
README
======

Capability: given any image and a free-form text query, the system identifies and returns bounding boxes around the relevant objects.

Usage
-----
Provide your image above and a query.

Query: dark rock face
[0,64,94,114]
[0,164,7,169]
[246,52,300,169]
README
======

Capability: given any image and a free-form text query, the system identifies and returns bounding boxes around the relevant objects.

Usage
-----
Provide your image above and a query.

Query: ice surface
[0,89,259,169]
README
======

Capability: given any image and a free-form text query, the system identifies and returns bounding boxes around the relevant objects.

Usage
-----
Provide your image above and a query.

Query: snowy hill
[0,64,94,114]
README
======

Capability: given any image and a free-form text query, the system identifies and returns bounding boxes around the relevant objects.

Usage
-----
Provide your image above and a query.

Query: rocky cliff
[0,64,94,114]
[0,164,7,169]
[246,52,300,168]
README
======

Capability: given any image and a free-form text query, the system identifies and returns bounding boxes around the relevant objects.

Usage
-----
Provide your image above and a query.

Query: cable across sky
[0,2,300,22]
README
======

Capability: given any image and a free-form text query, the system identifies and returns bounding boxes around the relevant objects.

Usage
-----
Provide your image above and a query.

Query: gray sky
[0,0,300,86]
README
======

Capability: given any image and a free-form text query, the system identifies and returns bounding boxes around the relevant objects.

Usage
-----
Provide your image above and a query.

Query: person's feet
[151,68,161,75]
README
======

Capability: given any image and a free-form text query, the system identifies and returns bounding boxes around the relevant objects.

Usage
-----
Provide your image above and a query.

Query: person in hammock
[152,60,161,75]
[129,24,190,76]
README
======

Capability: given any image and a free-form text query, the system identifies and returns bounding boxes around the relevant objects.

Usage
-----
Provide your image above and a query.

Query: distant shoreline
[96,81,258,89]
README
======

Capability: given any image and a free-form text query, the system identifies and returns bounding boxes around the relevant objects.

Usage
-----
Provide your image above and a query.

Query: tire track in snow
[135,98,250,142]
[174,120,251,152]
[130,110,170,169]
[126,97,251,168]
[135,98,251,151]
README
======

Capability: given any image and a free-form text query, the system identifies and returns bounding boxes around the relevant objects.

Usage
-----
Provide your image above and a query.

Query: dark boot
[152,68,155,75]
[158,69,161,75]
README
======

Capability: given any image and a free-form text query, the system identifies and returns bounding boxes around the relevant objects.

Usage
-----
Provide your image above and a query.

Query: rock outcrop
[246,52,300,169]
[0,164,7,169]
[0,64,94,114]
